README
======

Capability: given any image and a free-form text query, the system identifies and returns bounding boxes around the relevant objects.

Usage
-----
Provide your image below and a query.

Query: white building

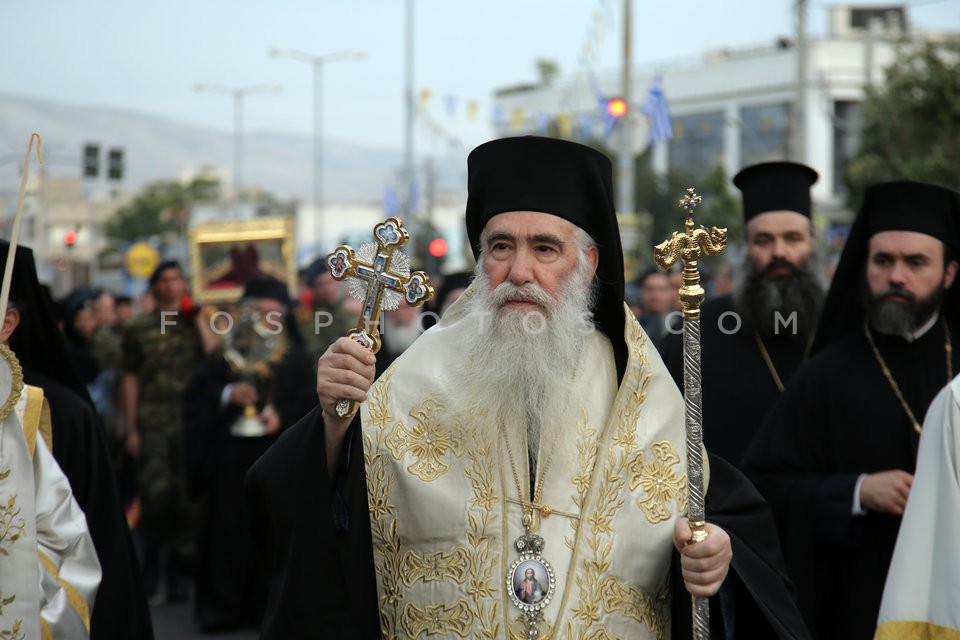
[492,4,953,223]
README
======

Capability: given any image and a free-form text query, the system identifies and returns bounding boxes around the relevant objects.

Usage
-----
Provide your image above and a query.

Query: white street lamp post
[194,82,281,201]
[269,48,364,251]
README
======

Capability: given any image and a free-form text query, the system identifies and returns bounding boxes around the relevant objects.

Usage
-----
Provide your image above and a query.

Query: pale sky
[4,0,958,156]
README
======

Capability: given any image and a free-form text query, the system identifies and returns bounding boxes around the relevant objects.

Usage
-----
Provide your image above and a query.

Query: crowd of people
[1,134,957,639]
[9,244,470,636]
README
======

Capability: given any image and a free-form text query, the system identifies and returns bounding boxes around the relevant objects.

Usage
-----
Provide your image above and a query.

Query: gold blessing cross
[326,217,434,417]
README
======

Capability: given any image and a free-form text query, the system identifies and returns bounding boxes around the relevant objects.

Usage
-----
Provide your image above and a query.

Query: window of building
[667,111,724,179]
[833,100,862,196]
[740,103,790,167]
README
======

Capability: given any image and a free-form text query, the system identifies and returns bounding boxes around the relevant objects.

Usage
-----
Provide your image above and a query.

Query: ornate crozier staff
[653,188,727,640]
[326,217,434,417]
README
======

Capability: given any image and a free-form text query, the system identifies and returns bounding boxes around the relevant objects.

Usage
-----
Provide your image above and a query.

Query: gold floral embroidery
[385,398,462,481]
[599,576,668,639]
[567,315,670,639]
[366,373,500,639]
[0,592,16,616]
[0,618,24,640]
[627,441,687,524]
[461,430,500,638]
[365,374,404,635]
[0,493,25,556]
[399,548,471,586]
[399,600,473,638]
[568,444,628,639]
[567,408,597,550]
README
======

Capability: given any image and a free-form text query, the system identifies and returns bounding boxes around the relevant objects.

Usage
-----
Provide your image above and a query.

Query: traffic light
[64,230,77,248]
[82,144,99,178]
[428,237,448,259]
[425,236,447,274]
[606,97,628,119]
[107,148,124,181]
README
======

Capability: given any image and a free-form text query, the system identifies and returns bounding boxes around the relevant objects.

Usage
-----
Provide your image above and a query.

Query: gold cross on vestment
[326,217,434,417]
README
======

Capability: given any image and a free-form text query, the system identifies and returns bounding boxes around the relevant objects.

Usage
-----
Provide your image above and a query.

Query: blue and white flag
[641,79,673,144]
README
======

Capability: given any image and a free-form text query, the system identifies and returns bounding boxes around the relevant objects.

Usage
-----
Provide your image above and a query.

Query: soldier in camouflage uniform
[119,260,206,602]
[296,257,354,366]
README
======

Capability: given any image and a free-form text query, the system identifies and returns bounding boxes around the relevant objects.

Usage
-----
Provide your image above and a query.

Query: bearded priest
[246,136,810,639]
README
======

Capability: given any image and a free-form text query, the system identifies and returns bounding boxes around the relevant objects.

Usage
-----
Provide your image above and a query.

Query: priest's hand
[860,470,913,515]
[317,337,376,476]
[228,382,258,407]
[673,518,732,597]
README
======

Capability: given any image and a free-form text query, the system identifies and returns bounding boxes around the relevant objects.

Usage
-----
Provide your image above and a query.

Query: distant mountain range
[0,93,411,203]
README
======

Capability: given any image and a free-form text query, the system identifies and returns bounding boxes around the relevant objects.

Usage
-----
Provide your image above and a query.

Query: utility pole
[195,83,280,205]
[618,0,634,216]
[793,0,808,163]
[404,0,416,223]
[269,48,364,250]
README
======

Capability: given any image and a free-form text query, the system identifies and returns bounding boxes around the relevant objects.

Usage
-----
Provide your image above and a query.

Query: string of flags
[489,80,674,147]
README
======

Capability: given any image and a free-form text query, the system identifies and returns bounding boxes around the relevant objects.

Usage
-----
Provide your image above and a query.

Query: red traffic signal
[606,97,627,118]
[428,237,448,258]
[64,230,78,247]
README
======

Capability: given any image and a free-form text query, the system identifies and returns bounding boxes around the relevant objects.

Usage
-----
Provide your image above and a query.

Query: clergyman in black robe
[742,180,960,639]
[183,278,316,632]
[5,241,154,639]
[661,161,824,467]
[246,137,810,639]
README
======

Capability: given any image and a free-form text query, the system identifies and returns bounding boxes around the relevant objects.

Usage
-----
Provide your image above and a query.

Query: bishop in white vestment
[0,377,101,638]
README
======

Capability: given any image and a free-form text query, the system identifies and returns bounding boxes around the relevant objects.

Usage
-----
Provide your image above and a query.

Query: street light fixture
[269,47,364,251]
[194,82,281,201]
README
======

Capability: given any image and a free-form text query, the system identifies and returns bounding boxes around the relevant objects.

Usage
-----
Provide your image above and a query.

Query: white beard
[443,257,597,469]
[383,319,421,355]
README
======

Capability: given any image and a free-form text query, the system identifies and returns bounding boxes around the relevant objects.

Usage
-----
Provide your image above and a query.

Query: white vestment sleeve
[875,377,960,639]
[32,437,101,638]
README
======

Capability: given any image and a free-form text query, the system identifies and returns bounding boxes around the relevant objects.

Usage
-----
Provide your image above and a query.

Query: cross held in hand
[326,216,434,356]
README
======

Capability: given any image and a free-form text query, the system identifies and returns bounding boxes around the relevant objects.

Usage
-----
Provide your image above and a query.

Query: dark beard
[861,280,946,336]
[735,257,825,337]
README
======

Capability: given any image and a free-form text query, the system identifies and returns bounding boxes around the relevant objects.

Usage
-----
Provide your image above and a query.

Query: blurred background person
[375,302,424,379]
[5,241,154,638]
[296,256,353,365]
[183,277,315,632]
[420,270,473,330]
[115,294,135,326]
[661,161,824,469]
[119,259,207,604]
[635,267,675,344]
[61,286,102,389]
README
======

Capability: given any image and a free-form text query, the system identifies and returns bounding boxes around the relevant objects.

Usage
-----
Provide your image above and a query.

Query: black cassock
[182,348,316,629]
[245,407,812,639]
[660,295,810,467]
[742,318,959,639]
[26,370,155,640]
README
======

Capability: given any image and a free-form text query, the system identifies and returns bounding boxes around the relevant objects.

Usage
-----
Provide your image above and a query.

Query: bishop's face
[480,211,598,312]
[746,211,814,276]
[866,230,958,314]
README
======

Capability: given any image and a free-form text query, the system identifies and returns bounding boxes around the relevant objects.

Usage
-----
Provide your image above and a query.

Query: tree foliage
[104,177,220,243]
[844,39,960,207]
[535,59,560,87]
[627,155,738,268]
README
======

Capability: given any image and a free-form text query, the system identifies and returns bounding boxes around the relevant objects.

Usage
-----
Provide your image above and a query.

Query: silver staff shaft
[683,315,710,639]
[653,187,727,640]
